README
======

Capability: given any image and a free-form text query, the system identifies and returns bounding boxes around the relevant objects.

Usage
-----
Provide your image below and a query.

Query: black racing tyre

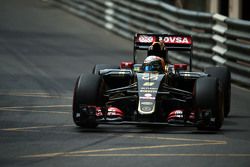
[195,77,224,130]
[72,74,105,128]
[92,64,119,75]
[205,66,231,117]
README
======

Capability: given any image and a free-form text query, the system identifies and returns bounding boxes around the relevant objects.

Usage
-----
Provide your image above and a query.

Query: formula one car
[73,33,231,130]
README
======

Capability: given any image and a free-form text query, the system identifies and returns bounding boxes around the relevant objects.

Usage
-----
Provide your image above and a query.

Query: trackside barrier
[53,0,250,87]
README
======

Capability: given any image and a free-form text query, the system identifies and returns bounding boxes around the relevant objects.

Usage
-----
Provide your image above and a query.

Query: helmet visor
[144,65,153,71]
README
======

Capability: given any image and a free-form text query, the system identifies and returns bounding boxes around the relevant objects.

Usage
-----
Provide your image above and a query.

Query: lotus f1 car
[73,33,231,130]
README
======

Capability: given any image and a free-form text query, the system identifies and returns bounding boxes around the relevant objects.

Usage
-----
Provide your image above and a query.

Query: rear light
[120,61,134,69]
[174,64,188,71]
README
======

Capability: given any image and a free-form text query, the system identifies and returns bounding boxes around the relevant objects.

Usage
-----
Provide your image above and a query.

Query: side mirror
[120,61,134,69]
[174,64,188,71]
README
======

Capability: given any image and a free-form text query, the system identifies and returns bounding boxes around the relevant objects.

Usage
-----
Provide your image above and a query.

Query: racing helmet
[147,41,167,60]
[143,56,165,73]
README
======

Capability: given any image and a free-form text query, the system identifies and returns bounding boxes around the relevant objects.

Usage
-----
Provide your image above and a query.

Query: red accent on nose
[108,107,124,117]
[167,110,184,121]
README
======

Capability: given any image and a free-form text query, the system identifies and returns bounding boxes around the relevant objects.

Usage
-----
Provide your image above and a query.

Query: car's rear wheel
[204,66,231,117]
[195,77,224,130]
[72,74,105,128]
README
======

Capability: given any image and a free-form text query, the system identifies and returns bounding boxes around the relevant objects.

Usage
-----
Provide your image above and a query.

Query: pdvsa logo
[162,37,191,44]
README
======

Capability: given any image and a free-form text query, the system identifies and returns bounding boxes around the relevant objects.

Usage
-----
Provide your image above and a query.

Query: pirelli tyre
[72,74,105,128]
[204,67,231,117]
[195,77,224,130]
[92,64,119,75]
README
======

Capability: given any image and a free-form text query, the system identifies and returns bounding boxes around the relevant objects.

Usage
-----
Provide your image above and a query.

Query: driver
[147,41,168,63]
[142,56,166,73]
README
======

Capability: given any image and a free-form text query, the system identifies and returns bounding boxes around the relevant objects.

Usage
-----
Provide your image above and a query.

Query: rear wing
[134,33,192,51]
[133,33,193,71]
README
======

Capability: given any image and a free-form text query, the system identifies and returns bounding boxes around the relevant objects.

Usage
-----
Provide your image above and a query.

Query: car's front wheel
[204,66,231,117]
[72,74,105,128]
[195,77,224,130]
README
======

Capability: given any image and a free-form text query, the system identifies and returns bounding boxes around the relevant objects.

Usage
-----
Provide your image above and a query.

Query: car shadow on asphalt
[73,125,222,135]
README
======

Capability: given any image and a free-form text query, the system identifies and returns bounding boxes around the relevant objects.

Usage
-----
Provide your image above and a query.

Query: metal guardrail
[54,0,250,87]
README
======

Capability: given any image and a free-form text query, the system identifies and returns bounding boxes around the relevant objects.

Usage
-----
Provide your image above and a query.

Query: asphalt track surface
[0,0,250,167]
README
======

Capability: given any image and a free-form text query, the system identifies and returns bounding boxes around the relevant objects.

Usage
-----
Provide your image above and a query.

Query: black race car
[73,33,231,130]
